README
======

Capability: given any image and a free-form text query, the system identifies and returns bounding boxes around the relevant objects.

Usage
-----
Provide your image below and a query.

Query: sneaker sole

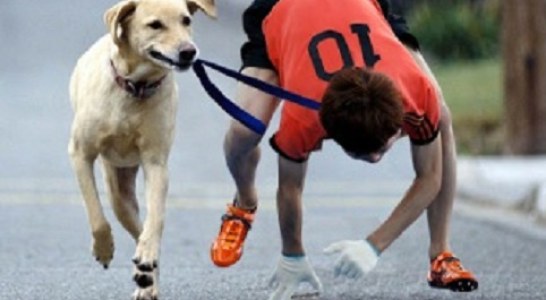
[428,278,479,292]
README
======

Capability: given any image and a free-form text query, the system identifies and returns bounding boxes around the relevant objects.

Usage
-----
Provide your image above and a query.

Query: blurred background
[393,0,546,156]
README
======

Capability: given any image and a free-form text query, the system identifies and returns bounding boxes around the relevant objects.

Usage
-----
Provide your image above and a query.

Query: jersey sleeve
[403,81,441,145]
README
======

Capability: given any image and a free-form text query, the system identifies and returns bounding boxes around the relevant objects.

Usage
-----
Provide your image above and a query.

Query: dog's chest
[101,137,140,167]
[98,109,147,166]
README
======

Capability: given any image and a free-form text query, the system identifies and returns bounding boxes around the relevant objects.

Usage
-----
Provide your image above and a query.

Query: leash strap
[193,59,321,135]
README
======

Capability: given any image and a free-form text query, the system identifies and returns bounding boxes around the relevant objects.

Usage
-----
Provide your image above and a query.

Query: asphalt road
[1,1,546,300]
[1,197,546,300]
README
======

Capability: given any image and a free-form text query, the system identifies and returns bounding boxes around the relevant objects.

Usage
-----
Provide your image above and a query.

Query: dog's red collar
[110,60,166,99]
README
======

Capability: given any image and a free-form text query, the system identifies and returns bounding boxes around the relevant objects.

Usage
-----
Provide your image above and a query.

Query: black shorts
[240,0,279,70]
[240,0,420,70]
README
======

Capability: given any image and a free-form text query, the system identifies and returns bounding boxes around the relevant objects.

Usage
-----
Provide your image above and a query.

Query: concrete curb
[457,155,546,225]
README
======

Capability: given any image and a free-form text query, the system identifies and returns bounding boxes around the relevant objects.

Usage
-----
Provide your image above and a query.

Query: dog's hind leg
[69,149,114,269]
[102,160,142,241]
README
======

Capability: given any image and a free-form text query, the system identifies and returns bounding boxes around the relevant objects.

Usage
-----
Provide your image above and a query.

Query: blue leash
[192,59,321,135]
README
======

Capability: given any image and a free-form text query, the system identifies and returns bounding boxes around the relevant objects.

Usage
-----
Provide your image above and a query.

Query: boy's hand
[324,240,379,279]
[268,255,323,300]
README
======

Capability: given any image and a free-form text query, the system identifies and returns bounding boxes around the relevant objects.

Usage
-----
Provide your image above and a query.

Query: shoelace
[223,222,242,244]
[438,256,464,272]
[219,215,250,247]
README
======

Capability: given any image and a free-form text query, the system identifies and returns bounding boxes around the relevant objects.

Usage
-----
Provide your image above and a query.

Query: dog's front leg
[132,160,168,299]
[70,151,115,269]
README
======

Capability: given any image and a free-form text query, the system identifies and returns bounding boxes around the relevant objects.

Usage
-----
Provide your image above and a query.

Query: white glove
[268,255,323,300]
[323,240,379,279]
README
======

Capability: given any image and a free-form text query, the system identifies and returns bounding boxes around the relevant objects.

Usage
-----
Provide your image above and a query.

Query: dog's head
[105,0,216,71]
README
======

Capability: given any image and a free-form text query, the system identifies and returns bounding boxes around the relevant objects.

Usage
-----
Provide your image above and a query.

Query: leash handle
[193,59,321,135]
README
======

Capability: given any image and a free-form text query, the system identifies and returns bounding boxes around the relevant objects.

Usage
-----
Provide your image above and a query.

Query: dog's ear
[104,0,138,45]
[187,0,216,18]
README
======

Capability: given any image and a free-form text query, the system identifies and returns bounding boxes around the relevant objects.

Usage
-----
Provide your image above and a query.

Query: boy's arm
[323,135,443,278]
[366,134,443,252]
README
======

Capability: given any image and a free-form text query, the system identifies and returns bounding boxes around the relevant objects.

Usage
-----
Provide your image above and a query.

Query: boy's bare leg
[224,67,279,209]
[211,67,279,267]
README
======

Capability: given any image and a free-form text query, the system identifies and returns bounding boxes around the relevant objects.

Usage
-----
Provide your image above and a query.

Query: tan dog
[68,0,215,299]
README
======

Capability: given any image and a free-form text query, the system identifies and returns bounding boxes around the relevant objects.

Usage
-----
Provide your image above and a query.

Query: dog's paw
[91,223,115,269]
[132,259,158,289]
[132,286,158,300]
[132,268,158,300]
[133,256,158,271]
[133,268,155,288]
[132,238,159,275]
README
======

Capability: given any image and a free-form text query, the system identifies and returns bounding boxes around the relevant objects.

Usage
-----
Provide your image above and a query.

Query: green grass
[433,58,503,121]
[430,58,504,154]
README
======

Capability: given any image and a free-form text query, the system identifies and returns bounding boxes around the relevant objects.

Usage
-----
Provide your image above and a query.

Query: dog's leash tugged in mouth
[192,59,321,135]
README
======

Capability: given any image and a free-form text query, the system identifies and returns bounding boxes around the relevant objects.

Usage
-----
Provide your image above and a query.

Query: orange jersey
[263,0,440,161]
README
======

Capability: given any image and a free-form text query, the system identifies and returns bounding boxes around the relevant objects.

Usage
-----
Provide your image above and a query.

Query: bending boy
[210,0,478,298]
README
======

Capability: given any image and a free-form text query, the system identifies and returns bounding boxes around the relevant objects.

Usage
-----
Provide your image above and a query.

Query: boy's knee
[229,121,262,141]
[224,121,263,154]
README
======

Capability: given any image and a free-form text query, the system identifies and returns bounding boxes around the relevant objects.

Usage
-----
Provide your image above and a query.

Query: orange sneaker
[210,203,255,267]
[427,251,478,292]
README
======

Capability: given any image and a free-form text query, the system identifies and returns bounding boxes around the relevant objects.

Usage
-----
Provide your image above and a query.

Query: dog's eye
[148,20,164,30]
[182,16,191,26]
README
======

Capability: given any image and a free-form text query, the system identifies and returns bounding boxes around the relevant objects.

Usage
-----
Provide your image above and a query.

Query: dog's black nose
[179,48,197,62]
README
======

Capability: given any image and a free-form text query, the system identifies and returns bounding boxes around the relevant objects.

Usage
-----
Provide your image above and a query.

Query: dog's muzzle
[150,49,196,71]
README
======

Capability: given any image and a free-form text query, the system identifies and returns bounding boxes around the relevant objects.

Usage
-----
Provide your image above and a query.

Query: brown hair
[319,67,404,155]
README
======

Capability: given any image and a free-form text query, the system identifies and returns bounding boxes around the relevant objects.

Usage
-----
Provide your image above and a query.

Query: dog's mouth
[149,50,192,71]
